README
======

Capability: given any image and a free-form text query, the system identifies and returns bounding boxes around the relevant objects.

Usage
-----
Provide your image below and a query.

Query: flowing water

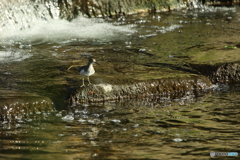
[0,1,240,159]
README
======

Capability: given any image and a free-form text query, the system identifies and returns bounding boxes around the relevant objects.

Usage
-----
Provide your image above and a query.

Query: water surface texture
[1,86,240,159]
[0,1,240,160]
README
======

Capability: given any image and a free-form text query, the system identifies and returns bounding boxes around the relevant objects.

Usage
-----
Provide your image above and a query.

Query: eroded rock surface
[190,62,240,83]
[213,63,240,83]
[0,90,54,122]
[68,75,212,105]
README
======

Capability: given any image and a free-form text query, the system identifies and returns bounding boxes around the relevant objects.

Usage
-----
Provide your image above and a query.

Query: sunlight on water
[0,0,240,159]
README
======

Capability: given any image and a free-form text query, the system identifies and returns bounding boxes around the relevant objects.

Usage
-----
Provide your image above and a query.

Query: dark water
[1,4,240,160]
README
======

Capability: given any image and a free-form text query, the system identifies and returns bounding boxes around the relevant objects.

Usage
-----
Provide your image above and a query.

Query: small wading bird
[67,58,99,87]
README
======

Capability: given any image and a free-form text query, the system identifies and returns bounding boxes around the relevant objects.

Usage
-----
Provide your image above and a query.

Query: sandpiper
[78,58,98,87]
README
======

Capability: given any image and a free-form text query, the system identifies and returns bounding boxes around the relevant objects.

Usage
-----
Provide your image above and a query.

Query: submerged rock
[0,90,54,122]
[68,75,211,105]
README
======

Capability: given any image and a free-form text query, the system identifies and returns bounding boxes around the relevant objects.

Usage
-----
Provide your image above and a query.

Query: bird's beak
[95,62,100,65]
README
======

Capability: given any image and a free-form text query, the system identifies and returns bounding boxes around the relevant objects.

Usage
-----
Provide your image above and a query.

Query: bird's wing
[78,65,86,72]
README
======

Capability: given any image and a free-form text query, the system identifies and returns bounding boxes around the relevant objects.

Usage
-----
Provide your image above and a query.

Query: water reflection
[0,85,239,159]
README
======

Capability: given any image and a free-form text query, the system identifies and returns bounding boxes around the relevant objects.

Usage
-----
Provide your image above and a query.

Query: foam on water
[0,50,32,62]
[0,17,135,46]
[0,0,135,46]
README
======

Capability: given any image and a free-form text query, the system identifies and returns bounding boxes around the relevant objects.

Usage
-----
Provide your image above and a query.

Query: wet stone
[68,75,212,105]
[0,90,54,122]
[190,62,240,83]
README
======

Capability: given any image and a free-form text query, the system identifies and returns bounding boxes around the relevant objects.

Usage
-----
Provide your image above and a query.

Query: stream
[0,2,240,159]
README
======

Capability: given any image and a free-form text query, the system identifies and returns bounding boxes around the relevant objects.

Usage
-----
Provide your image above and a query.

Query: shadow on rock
[189,62,240,83]
[145,62,199,75]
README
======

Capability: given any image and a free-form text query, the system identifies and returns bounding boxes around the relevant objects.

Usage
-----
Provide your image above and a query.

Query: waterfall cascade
[0,0,138,46]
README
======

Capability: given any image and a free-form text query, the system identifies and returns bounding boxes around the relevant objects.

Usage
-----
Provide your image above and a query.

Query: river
[0,1,240,159]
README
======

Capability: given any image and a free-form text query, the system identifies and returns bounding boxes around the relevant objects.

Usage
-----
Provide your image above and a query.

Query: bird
[78,58,98,87]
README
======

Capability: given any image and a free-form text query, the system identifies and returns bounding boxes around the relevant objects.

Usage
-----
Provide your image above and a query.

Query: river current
[0,3,240,160]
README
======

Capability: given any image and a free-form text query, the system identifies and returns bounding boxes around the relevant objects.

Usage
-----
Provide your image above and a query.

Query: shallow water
[0,85,239,159]
[0,4,240,160]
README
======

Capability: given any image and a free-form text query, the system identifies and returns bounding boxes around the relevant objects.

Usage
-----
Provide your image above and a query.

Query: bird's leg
[80,77,85,87]
[87,76,92,86]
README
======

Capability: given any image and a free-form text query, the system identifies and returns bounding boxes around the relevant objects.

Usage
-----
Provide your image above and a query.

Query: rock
[189,62,240,83]
[213,63,240,83]
[0,90,54,122]
[68,75,212,105]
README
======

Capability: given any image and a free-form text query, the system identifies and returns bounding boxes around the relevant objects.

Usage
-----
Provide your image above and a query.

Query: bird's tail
[67,65,80,71]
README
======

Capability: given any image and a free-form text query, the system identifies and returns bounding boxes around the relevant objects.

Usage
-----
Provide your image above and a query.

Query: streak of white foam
[157,24,182,33]
[0,17,135,45]
[0,50,31,62]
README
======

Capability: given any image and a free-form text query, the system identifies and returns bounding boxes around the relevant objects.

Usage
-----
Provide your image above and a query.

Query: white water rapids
[0,0,135,46]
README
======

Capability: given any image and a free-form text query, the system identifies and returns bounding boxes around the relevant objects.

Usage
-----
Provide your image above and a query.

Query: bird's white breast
[80,64,95,76]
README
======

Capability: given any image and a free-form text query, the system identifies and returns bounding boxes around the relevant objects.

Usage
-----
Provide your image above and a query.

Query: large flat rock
[68,75,212,105]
